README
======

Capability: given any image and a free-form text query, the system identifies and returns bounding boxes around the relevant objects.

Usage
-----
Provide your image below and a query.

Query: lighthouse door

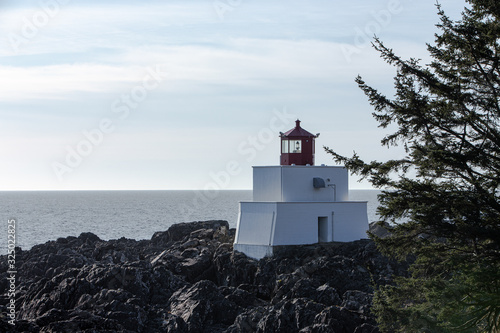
[318,217,328,243]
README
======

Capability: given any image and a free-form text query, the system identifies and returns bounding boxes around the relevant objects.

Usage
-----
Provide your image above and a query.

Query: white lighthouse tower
[233,120,369,260]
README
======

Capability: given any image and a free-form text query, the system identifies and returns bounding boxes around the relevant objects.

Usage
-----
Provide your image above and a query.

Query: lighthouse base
[233,201,369,260]
[233,244,274,260]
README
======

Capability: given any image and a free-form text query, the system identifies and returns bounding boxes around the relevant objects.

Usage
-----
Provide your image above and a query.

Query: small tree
[325,1,500,331]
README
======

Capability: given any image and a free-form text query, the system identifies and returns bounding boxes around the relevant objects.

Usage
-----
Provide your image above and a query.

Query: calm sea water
[1,190,381,252]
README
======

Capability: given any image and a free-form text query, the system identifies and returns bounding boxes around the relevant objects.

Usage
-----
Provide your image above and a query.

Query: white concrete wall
[233,244,273,260]
[234,202,276,245]
[330,202,369,242]
[252,166,349,202]
[235,201,369,248]
[271,203,322,245]
[281,166,348,202]
[253,167,282,201]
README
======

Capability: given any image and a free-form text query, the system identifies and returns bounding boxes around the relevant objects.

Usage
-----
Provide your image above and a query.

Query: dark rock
[312,306,362,333]
[178,249,214,283]
[341,290,373,315]
[369,221,392,239]
[316,283,343,306]
[151,220,229,244]
[78,232,101,243]
[300,324,337,333]
[213,245,258,288]
[220,286,267,309]
[1,320,39,333]
[34,308,68,327]
[256,298,325,332]
[354,323,380,333]
[162,313,188,332]
[167,280,238,333]
[226,306,267,333]
[0,220,405,332]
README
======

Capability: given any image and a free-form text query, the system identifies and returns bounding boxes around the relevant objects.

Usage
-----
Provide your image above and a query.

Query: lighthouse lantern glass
[282,140,289,153]
[293,140,301,153]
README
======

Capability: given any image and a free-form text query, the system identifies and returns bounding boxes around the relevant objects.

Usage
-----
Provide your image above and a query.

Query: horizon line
[0,188,378,192]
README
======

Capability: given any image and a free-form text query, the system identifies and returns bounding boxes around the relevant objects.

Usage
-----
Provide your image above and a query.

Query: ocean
[1,190,381,253]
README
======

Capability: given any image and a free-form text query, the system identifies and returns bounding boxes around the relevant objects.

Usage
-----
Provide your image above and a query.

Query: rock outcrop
[0,220,406,332]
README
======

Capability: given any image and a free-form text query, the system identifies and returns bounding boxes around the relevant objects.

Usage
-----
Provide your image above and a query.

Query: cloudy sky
[0,0,466,190]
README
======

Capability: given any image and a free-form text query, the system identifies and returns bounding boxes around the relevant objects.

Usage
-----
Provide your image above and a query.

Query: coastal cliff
[0,220,405,332]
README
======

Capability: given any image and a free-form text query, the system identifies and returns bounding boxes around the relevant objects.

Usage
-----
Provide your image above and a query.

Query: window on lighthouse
[282,139,302,153]
[292,140,301,153]
[282,140,289,153]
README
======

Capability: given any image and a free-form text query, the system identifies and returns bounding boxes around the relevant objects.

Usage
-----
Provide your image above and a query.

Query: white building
[233,120,369,260]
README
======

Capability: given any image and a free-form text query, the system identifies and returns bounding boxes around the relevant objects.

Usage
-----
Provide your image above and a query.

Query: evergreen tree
[325,1,500,331]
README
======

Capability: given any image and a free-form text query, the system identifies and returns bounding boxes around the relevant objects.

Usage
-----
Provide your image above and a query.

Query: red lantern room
[280,120,319,166]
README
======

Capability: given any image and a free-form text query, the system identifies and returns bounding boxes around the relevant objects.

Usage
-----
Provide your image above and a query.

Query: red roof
[282,120,316,137]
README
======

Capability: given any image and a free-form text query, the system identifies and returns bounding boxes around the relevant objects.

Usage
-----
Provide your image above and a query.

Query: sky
[0,0,467,190]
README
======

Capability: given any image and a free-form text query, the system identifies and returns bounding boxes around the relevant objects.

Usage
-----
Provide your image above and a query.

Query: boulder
[151,220,229,244]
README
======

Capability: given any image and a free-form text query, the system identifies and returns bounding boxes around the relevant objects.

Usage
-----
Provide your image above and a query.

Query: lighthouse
[233,120,369,260]
[280,119,317,166]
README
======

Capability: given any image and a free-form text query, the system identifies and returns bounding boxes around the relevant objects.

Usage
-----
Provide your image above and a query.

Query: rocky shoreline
[0,220,405,332]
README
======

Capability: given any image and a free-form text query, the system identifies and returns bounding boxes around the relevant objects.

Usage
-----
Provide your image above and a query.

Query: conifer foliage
[326,1,500,331]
